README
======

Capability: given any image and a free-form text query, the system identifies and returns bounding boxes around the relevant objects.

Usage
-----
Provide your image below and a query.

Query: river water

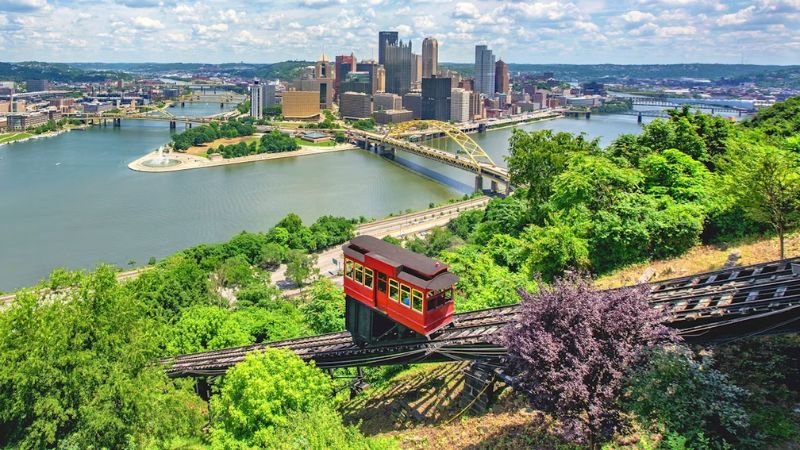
[0,106,646,291]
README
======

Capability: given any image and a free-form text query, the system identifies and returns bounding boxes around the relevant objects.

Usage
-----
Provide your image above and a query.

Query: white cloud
[0,0,46,12]
[717,6,755,26]
[132,16,164,29]
[452,2,480,18]
[656,25,697,37]
[621,10,655,22]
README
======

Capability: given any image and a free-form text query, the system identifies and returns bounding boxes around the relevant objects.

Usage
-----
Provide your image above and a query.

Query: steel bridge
[71,109,238,129]
[164,257,800,378]
[349,120,511,193]
[629,97,753,113]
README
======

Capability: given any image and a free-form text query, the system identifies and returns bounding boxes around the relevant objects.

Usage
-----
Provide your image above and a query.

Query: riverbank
[479,111,562,133]
[0,125,89,147]
[128,143,357,172]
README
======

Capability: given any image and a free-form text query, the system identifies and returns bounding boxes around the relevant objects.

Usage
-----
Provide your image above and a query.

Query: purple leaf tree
[497,276,677,446]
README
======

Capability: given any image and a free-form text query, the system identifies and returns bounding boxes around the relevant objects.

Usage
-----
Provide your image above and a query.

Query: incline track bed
[165,258,800,377]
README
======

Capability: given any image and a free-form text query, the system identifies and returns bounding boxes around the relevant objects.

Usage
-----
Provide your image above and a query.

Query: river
[0,107,645,291]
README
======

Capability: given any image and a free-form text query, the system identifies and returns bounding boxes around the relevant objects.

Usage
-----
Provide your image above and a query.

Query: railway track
[164,257,800,378]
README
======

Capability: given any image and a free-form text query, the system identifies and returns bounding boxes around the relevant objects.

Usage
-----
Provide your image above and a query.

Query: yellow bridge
[349,120,511,193]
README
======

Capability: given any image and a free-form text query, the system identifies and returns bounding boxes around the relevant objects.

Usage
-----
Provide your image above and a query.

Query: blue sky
[1,0,798,64]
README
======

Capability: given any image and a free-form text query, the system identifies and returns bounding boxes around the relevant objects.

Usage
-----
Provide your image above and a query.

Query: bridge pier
[169,121,176,129]
[181,102,185,107]
[220,102,224,109]
[637,112,643,124]
[113,118,121,127]
[458,362,503,415]
[585,111,591,119]
[474,174,484,193]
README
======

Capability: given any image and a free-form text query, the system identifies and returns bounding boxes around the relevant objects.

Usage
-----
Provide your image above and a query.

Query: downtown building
[373,92,402,111]
[249,80,263,119]
[474,45,496,97]
[384,40,413,96]
[422,37,438,78]
[340,92,372,119]
[450,88,470,123]
[495,59,509,97]
[421,75,451,121]
[378,31,399,65]
[334,54,356,100]
[402,92,422,119]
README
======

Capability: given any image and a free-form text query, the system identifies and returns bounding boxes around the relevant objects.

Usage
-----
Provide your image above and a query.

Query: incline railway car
[342,235,458,346]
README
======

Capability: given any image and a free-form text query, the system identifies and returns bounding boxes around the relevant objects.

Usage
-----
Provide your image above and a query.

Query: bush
[302,279,346,334]
[498,276,676,445]
[167,305,252,354]
[210,349,332,448]
[622,348,752,449]
[260,407,396,450]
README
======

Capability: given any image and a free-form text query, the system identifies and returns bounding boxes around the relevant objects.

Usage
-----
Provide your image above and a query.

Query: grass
[0,132,34,144]
[595,230,800,289]
[294,137,335,147]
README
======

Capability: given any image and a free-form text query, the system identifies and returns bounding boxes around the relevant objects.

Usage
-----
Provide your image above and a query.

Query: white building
[450,88,470,123]
[249,80,263,119]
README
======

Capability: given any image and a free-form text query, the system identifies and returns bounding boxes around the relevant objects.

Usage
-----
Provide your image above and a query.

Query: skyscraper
[249,80,263,119]
[262,82,277,108]
[422,37,438,78]
[450,88,470,123]
[378,31,399,65]
[474,45,496,97]
[495,59,509,96]
[334,54,356,100]
[421,75,451,121]
[384,40,412,96]
[411,54,422,89]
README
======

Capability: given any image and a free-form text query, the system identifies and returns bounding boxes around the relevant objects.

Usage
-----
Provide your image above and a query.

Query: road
[272,196,490,295]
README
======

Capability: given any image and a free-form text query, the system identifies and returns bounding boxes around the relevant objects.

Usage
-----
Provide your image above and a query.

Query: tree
[0,266,204,449]
[167,305,253,354]
[498,277,676,446]
[302,278,345,334]
[722,143,800,258]
[209,349,331,448]
[286,250,317,288]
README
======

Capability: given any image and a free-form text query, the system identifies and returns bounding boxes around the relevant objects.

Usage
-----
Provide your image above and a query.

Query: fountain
[142,145,180,168]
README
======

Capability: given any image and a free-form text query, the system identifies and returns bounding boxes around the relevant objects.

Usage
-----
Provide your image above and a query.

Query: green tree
[209,349,331,448]
[722,143,800,258]
[167,305,253,354]
[286,250,317,288]
[0,267,204,449]
[302,278,346,334]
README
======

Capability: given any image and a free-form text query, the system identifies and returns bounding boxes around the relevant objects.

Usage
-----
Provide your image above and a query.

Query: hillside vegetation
[0,98,799,449]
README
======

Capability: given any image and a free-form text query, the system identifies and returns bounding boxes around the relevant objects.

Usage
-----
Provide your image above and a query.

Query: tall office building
[469,91,484,120]
[262,82,277,108]
[355,61,379,95]
[374,92,402,111]
[378,31,399,65]
[26,79,49,92]
[474,45,495,97]
[340,92,372,119]
[421,75,451,121]
[376,65,386,92]
[384,40,413,96]
[495,59,509,96]
[421,37,438,78]
[411,54,422,89]
[450,88,470,123]
[334,53,356,100]
[340,71,372,95]
[249,80,263,119]
[402,92,422,119]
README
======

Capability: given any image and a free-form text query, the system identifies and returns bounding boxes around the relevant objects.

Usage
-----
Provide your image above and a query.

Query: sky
[0,0,799,65]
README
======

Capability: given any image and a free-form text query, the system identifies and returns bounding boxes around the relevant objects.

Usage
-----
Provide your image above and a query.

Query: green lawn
[293,137,335,147]
[0,132,34,144]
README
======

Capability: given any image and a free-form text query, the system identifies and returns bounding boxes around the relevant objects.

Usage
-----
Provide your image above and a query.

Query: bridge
[628,97,754,113]
[164,257,800,377]
[349,120,511,194]
[70,109,239,129]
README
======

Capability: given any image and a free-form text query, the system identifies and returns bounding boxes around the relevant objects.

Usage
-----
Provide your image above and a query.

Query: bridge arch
[384,120,496,171]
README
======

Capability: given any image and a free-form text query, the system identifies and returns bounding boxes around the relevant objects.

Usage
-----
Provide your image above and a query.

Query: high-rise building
[474,45,495,97]
[384,40,412,96]
[421,37,438,78]
[282,90,321,119]
[335,54,356,99]
[340,92,373,119]
[450,88,470,123]
[411,54,422,90]
[459,79,474,92]
[378,31,399,65]
[315,54,333,79]
[376,65,386,92]
[249,80,263,119]
[421,75,451,121]
[340,71,372,95]
[355,61,380,95]
[495,59,509,96]
[469,91,484,120]
[26,79,49,92]
[262,82,277,108]
[402,92,422,119]
[373,92,402,111]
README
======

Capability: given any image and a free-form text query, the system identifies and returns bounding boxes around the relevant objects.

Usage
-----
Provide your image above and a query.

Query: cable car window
[364,268,374,289]
[345,260,353,279]
[377,272,387,293]
[355,264,364,284]
[443,288,453,301]
[389,280,399,301]
[412,290,423,312]
[400,285,411,307]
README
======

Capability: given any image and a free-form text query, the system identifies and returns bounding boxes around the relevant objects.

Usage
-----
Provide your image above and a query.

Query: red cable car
[342,235,458,346]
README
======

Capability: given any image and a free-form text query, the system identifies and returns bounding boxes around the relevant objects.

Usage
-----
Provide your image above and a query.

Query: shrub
[498,276,676,445]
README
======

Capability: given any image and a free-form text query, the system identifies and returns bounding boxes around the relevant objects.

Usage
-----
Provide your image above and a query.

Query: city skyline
[1,1,799,64]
